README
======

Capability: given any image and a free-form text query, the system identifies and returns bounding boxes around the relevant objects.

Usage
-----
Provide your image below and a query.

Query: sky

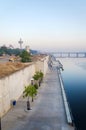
[0,0,86,52]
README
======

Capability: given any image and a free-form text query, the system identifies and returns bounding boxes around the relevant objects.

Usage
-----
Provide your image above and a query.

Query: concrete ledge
[58,71,73,125]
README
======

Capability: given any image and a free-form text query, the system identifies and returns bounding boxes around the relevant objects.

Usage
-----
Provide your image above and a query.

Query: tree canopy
[33,71,44,81]
[0,46,21,56]
[23,85,37,102]
[20,50,31,62]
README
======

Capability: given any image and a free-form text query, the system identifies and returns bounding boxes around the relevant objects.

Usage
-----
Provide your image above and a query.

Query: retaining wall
[0,56,49,116]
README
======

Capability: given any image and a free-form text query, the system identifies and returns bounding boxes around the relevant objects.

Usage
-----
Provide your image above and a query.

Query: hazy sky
[0,0,86,51]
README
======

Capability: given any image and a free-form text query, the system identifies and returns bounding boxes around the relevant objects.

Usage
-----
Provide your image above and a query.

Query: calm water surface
[59,58,86,130]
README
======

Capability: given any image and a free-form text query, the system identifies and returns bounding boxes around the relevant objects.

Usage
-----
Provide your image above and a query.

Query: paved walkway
[2,65,74,130]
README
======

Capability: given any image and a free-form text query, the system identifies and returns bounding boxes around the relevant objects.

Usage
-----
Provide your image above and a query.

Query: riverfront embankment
[2,60,74,130]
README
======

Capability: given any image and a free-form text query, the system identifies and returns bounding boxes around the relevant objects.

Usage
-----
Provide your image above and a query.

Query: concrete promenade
[2,64,74,130]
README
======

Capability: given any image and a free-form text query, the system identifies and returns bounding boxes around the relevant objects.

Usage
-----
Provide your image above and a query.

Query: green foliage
[0,46,21,56]
[23,85,37,102]
[34,83,38,89]
[33,71,44,87]
[39,71,44,80]
[33,71,44,81]
[20,50,31,62]
[23,86,30,98]
[33,71,40,80]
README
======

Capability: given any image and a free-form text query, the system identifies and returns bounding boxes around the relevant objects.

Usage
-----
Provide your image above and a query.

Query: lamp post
[31,78,34,85]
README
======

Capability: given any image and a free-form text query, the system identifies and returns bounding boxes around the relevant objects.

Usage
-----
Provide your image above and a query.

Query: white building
[25,45,30,53]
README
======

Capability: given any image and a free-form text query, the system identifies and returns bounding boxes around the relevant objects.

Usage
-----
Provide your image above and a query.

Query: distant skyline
[0,0,86,52]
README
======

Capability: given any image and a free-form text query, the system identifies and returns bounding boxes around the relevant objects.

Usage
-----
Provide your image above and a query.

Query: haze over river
[57,58,86,130]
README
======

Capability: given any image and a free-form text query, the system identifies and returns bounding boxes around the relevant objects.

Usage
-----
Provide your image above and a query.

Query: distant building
[25,45,30,53]
[9,44,14,49]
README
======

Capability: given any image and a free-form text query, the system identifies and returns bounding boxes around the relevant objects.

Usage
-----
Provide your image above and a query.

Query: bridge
[49,52,86,58]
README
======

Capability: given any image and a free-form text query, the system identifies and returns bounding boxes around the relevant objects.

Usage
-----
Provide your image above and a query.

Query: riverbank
[2,60,74,130]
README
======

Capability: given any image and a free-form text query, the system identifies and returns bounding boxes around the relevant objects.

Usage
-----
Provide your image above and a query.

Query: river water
[58,58,86,130]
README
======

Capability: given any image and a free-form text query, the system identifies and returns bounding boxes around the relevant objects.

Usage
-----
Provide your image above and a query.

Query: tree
[33,71,44,86]
[0,46,21,56]
[34,83,38,89]
[39,71,44,82]
[33,71,40,86]
[33,71,40,80]
[23,85,37,110]
[0,46,7,55]
[38,71,44,86]
[28,85,37,102]
[23,85,31,110]
[20,50,31,62]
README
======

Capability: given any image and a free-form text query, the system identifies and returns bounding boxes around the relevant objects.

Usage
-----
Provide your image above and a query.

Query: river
[57,58,86,130]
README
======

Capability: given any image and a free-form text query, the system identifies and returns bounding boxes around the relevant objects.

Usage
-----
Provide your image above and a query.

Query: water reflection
[58,58,86,130]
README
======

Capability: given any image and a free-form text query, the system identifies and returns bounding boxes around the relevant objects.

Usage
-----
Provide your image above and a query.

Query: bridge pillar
[84,53,86,58]
[76,53,78,58]
[68,53,70,58]
[60,53,62,58]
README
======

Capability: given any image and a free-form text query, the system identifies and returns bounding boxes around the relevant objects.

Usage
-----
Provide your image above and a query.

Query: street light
[31,78,34,85]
